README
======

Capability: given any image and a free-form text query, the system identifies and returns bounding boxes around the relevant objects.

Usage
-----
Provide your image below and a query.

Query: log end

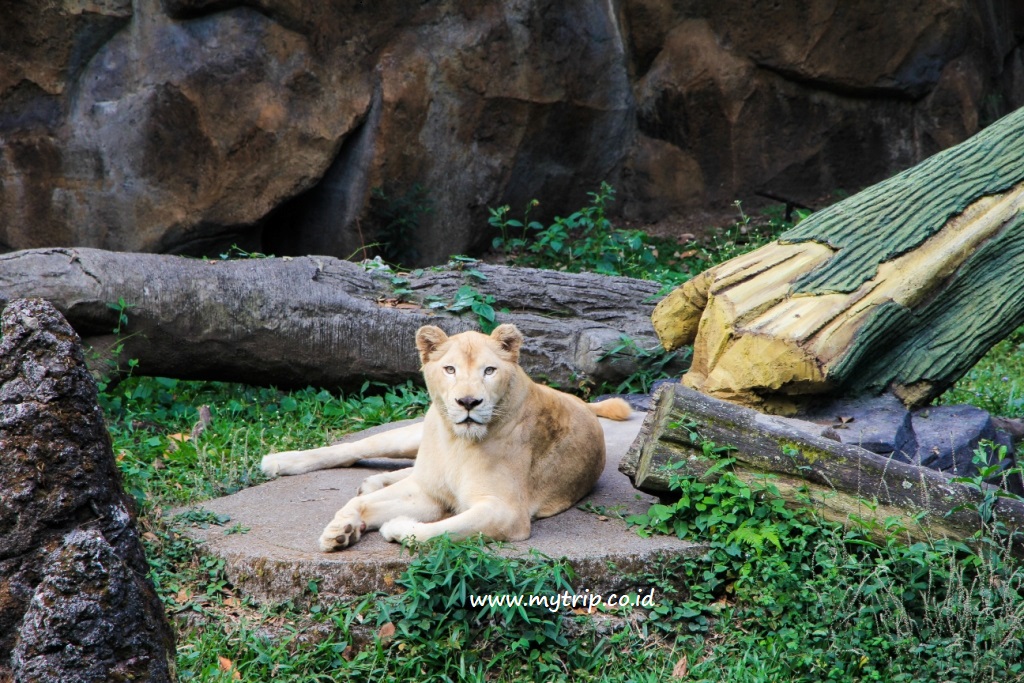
[620,382,687,493]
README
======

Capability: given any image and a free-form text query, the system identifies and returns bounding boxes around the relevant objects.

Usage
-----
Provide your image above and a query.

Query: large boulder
[0,299,175,682]
[0,0,1022,263]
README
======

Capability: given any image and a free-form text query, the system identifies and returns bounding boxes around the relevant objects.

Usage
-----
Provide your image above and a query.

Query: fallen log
[621,383,1024,555]
[652,106,1024,413]
[0,248,679,389]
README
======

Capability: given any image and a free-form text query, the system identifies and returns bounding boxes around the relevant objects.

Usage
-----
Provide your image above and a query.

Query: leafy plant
[444,285,497,333]
[510,183,658,278]
[376,537,578,670]
[91,297,140,387]
[490,199,542,255]
[598,334,688,394]
[218,244,272,259]
[490,184,794,289]
[422,268,499,334]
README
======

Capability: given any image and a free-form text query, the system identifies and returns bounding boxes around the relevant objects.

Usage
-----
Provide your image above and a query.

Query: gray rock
[791,392,1020,493]
[802,394,918,462]
[0,299,174,681]
[12,530,175,683]
[912,405,1016,480]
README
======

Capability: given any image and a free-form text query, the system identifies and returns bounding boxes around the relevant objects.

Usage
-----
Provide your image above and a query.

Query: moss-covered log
[652,107,1024,413]
[620,383,1024,554]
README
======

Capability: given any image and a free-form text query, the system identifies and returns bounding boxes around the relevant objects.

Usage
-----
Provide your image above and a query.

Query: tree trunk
[620,383,1024,555]
[652,106,1024,413]
[0,248,679,390]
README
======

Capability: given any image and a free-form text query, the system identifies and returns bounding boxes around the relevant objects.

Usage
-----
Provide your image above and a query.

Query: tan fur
[260,324,632,551]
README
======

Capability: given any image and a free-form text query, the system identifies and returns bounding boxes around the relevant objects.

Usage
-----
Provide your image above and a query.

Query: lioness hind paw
[319,520,363,552]
[357,473,391,495]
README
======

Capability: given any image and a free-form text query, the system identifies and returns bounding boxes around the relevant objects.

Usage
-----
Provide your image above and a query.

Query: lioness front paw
[261,451,310,477]
[319,515,365,552]
[379,516,421,543]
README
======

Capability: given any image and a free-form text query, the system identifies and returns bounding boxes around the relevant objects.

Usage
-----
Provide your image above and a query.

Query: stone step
[181,414,700,604]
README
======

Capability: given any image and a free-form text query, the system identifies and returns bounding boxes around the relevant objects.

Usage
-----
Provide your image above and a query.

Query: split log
[621,383,1024,555]
[0,248,680,389]
[652,106,1024,413]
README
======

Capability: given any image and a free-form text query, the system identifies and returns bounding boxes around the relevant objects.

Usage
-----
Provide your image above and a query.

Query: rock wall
[620,0,1024,224]
[1,0,1022,265]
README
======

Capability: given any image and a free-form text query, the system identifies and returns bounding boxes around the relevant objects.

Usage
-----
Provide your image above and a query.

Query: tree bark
[652,106,1024,413]
[620,383,1024,555]
[0,248,679,390]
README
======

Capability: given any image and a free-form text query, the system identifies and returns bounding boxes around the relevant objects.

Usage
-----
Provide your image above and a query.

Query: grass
[97,188,1024,681]
[110,371,1024,681]
[106,376,681,681]
[939,325,1024,417]
[101,378,429,510]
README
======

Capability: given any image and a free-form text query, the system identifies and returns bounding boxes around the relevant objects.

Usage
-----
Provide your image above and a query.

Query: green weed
[599,335,689,394]
[91,296,139,388]
[441,285,498,333]
[493,183,661,280]
[218,244,272,260]
[491,188,791,289]
[420,258,501,333]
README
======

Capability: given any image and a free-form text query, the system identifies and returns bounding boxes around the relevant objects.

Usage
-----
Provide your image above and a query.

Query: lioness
[260,324,631,551]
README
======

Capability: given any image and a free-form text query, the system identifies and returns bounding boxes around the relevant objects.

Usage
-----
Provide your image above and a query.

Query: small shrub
[626,430,1024,682]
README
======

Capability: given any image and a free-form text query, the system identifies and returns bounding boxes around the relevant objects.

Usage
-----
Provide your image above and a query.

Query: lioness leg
[319,475,444,552]
[379,498,530,545]
[262,422,423,477]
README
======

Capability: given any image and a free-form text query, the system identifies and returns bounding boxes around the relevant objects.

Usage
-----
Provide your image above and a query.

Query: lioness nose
[456,396,483,410]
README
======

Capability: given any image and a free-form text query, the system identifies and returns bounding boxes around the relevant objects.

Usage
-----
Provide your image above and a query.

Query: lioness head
[415,324,524,441]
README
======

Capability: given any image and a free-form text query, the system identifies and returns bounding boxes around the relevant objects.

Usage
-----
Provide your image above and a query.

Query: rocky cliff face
[1,0,1022,264]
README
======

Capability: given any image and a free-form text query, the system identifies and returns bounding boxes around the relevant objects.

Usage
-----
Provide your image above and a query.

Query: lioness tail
[589,398,632,421]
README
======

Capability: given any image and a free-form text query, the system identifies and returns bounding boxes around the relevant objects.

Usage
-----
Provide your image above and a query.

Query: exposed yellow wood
[653,180,1024,412]
[650,265,717,350]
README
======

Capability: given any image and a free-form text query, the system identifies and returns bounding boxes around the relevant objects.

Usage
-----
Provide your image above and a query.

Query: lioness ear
[416,325,449,364]
[490,324,523,362]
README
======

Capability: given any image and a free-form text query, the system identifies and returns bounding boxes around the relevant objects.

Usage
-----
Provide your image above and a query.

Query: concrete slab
[181,414,701,604]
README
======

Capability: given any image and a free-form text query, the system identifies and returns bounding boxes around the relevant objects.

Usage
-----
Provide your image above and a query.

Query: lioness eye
[444,366,456,375]
[484,367,496,376]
